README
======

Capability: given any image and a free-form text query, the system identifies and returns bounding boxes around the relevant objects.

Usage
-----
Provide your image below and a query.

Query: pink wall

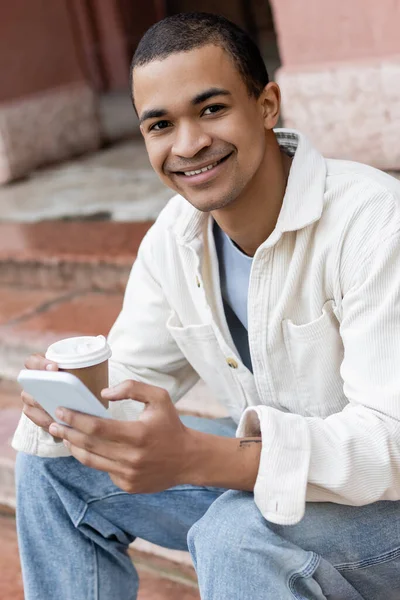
[0,0,85,103]
[270,0,400,67]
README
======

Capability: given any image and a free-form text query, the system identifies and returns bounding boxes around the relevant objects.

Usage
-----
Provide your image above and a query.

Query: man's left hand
[49,380,193,494]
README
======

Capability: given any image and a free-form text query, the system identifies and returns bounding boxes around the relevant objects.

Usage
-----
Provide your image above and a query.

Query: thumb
[101,379,164,406]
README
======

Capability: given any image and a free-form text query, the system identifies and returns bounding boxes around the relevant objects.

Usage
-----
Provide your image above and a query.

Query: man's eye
[203,105,224,116]
[150,120,170,131]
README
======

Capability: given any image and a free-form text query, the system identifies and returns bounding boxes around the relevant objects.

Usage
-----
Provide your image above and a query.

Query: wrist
[181,427,262,491]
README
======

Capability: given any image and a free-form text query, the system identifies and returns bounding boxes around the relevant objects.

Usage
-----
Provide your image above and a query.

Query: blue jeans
[15,416,400,600]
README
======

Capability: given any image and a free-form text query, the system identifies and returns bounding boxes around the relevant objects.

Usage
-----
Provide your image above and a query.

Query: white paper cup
[45,336,112,407]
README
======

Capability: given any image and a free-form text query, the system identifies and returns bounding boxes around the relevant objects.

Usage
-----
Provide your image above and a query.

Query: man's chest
[161,225,347,420]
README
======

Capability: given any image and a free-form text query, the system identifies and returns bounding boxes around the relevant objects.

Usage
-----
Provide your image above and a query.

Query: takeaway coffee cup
[45,335,112,408]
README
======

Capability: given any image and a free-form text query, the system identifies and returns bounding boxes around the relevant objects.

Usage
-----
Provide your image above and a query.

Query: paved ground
[0,514,200,600]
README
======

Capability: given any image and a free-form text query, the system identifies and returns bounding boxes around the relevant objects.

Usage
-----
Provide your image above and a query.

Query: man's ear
[259,82,281,130]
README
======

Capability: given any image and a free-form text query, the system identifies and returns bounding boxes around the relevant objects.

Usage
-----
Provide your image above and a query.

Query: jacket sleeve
[12,225,199,457]
[237,231,400,525]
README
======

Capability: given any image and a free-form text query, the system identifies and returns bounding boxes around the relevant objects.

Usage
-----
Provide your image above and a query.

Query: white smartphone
[18,369,111,426]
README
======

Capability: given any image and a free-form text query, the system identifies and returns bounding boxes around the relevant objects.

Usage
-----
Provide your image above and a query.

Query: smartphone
[18,369,111,426]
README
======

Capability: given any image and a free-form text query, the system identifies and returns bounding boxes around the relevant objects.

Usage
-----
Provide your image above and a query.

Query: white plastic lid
[45,335,112,369]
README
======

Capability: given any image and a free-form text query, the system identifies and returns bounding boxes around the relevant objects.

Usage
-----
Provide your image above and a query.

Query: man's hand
[48,380,194,493]
[49,379,262,494]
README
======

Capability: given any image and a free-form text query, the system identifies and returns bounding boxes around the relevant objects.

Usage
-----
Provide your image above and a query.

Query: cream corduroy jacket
[12,130,400,525]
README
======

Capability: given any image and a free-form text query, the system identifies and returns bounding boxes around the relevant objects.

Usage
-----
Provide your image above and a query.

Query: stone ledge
[278,55,400,170]
[0,139,171,223]
[0,221,153,290]
[0,83,101,184]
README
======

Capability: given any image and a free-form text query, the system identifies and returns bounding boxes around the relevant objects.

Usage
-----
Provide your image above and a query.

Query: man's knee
[187,490,256,562]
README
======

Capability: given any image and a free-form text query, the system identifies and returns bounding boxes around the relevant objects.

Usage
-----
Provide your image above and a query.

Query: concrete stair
[0,219,227,590]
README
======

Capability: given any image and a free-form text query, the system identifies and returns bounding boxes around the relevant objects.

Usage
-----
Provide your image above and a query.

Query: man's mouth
[174,153,232,177]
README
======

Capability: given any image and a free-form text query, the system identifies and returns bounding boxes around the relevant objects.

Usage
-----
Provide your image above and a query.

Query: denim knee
[187,490,254,562]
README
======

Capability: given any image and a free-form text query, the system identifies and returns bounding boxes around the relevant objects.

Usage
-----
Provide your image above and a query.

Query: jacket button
[226,357,238,369]
[196,276,201,288]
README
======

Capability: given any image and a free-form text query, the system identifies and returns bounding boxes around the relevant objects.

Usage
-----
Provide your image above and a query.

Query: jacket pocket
[166,312,246,421]
[282,301,347,417]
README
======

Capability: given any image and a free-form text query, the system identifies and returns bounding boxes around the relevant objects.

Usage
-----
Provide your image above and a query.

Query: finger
[24,354,58,371]
[23,404,54,430]
[65,442,127,476]
[51,425,130,475]
[101,380,167,405]
[21,391,41,409]
[50,409,144,445]
[48,424,132,464]
[21,392,52,421]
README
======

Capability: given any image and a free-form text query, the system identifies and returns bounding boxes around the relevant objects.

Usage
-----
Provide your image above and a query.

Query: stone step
[0,138,171,223]
[0,221,153,291]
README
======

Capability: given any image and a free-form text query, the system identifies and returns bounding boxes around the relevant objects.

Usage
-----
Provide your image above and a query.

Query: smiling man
[13,12,400,600]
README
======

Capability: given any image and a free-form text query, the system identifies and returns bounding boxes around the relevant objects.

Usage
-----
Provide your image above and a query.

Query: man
[13,12,400,600]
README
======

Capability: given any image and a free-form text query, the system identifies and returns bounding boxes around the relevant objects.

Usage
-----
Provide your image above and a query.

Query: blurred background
[0,0,280,211]
[1,0,399,214]
[0,2,400,598]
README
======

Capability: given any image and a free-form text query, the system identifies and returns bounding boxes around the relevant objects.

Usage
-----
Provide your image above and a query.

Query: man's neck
[212,136,292,257]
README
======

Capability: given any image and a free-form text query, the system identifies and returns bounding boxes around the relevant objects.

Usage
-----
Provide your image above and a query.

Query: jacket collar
[173,129,327,244]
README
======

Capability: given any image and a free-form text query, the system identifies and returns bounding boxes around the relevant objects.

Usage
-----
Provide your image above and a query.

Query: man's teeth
[183,160,220,177]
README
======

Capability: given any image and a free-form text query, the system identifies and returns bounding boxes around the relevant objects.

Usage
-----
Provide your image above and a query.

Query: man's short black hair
[131,12,269,102]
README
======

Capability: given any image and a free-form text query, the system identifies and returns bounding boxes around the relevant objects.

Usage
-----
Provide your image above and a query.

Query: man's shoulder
[325,158,400,203]
[323,158,400,234]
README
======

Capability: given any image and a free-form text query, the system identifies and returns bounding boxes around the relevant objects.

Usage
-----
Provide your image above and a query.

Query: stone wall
[270,0,400,169]
[0,0,101,184]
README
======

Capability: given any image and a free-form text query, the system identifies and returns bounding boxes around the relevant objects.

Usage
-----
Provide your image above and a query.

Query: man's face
[133,45,270,212]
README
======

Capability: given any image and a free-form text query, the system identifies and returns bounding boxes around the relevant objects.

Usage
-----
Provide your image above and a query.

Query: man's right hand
[21,354,61,438]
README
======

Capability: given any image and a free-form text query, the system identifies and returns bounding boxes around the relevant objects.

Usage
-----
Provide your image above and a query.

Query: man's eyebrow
[139,88,231,125]
[192,88,231,105]
[139,108,168,126]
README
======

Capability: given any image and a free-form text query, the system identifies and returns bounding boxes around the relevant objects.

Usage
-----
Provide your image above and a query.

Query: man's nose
[171,121,212,158]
